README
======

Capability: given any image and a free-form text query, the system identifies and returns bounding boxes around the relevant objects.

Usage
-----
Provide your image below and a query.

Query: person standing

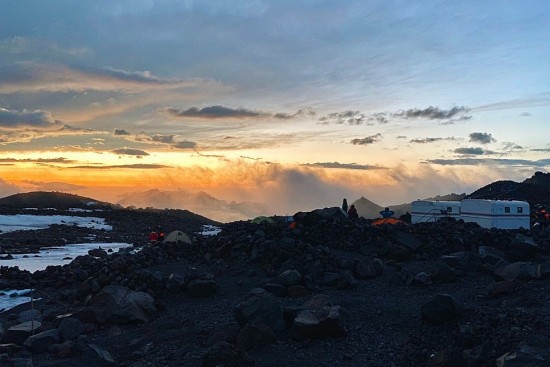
[348,204,358,219]
[342,198,348,213]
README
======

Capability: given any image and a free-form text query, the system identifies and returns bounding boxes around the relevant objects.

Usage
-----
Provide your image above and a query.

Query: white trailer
[411,200,461,224]
[460,199,530,229]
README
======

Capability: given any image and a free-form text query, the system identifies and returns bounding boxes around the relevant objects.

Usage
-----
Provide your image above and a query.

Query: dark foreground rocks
[1,207,550,366]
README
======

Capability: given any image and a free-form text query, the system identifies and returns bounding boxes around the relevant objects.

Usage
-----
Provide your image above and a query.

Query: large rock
[237,323,277,351]
[5,321,42,345]
[234,293,285,332]
[23,328,59,353]
[58,318,84,341]
[508,235,540,261]
[496,343,550,366]
[354,258,383,279]
[76,286,156,324]
[421,294,464,324]
[289,306,346,341]
[440,251,481,273]
[392,231,423,251]
[202,341,254,367]
[273,270,302,286]
[494,262,541,281]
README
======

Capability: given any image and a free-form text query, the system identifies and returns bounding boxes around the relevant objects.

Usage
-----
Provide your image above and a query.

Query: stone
[421,294,464,324]
[23,328,59,353]
[234,293,285,332]
[5,321,42,345]
[187,279,218,298]
[58,318,84,341]
[273,269,302,286]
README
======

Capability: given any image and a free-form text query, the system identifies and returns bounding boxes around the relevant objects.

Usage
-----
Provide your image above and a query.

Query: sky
[0,1,549,219]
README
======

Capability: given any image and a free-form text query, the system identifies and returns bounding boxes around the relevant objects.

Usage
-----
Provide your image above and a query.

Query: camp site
[411,200,461,224]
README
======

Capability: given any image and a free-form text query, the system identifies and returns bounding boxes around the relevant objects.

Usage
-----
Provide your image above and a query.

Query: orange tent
[371,217,406,226]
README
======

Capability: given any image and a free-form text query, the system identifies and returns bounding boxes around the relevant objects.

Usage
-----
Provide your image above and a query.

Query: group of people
[535,207,549,230]
[341,198,394,220]
[149,227,165,243]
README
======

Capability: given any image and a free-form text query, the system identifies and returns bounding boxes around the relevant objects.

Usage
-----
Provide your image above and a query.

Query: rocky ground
[1,206,550,366]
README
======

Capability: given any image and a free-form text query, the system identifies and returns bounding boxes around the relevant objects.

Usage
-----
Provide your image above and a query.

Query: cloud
[440,115,472,125]
[114,128,131,136]
[273,107,316,120]
[166,105,269,119]
[409,137,456,144]
[173,141,197,149]
[350,133,383,145]
[425,158,550,167]
[68,164,169,170]
[22,180,86,191]
[319,110,369,125]
[0,157,75,163]
[0,108,58,128]
[151,135,175,144]
[469,132,495,144]
[502,142,523,151]
[112,148,149,156]
[454,147,485,155]
[302,162,387,170]
[393,106,469,120]
[0,178,21,197]
[531,148,550,152]
[0,62,207,93]
[520,112,531,117]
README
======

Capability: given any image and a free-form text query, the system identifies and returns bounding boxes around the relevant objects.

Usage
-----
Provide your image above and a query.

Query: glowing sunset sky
[0,1,549,218]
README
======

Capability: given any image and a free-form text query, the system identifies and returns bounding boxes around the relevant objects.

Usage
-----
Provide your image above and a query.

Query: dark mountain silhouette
[0,191,114,210]
[466,171,550,208]
[351,196,384,219]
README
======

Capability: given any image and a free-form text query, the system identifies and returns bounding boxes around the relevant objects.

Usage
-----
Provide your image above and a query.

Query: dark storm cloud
[114,128,131,136]
[409,137,456,144]
[469,132,495,144]
[425,158,550,167]
[319,110,370,125]
[112,148,149,156]
[173,140,197,149]
[302,162,386,170]
[393,106,469,120]
[151,134,175,144]
[68,164,169,169]
[454,147,485,155]
[0,108,57,128]
[166,105,269,119]
[350,133,383,145]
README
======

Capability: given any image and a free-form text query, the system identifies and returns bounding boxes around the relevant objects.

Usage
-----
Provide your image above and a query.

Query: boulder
[508,235,540,261]
[440,251,481,273]
[392,231,423,251]
[5,321,42,345]
[273,269,302,286]
[494,262,541,281]
[234,293,285,332]
[58,318,84,341]
[76,286,156,324]
[421,294,464,324]
[496,344,550,367]
[289,306,346,341]
[23,328,59,353]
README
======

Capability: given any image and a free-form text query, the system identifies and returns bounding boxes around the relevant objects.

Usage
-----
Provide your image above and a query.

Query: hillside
[0,191,114,211]
[466,171,550,207]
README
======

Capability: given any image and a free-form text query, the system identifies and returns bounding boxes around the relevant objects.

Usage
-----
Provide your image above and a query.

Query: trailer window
[517,207,523,214]
[505,207,510,213]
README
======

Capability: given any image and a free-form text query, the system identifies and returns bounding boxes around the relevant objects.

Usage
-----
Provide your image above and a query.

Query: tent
[251,216,275,224]
[372,217,406,226]
[163,230,192,244]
